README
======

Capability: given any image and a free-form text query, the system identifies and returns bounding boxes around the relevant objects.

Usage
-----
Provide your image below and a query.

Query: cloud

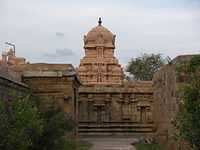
[44,48,75,58]
[56,32,65,38]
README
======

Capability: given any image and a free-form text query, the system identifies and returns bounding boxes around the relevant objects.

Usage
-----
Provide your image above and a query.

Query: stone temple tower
[78,18,123,85]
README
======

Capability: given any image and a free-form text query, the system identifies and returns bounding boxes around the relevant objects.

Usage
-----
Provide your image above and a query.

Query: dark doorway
[140,106,147,123]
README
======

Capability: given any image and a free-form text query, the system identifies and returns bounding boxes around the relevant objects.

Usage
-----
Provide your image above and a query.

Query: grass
[64,139,91,150]
[134,143,166,150]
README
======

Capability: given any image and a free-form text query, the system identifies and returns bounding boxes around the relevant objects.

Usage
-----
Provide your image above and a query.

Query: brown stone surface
[153,55,194,142]
[22,63,81,122]
[78,19,123,85]
[0,73,29,101]
[78,83,155,135]
[78,19,155,136]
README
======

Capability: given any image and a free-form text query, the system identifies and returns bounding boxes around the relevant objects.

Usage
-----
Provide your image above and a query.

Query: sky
[0,0,200,67]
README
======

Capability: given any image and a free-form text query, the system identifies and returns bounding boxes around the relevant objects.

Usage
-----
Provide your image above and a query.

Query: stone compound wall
[153,64,178,142]
[153,55,194,142]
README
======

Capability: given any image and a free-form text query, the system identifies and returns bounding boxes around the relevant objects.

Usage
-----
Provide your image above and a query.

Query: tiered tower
[78,18,123,85]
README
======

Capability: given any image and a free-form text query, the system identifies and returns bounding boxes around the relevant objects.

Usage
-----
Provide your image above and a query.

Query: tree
[126,53,168,81]
[32,105,75,150]
[0,96,76,150]
[175,55,200,150]
[0,96,43,150]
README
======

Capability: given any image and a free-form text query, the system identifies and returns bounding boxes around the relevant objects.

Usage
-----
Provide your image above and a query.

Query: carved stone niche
[93,101,106,123]
[122,102,131,121]
[100,64,107,73]
[136,101,152,123]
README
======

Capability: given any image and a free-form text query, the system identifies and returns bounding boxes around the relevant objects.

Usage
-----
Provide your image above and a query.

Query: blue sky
[0,0,200,67]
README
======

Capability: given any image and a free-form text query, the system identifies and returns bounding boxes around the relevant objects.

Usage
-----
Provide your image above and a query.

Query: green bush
[0,96,76,150]
[0,96,43,150]
[31,105,75,150]
[175,55,200,150]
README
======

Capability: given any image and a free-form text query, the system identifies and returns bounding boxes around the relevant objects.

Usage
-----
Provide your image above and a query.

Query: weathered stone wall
[153,64,178,141]
[22,63,81,122]
[23,76,78,118]
[153,55,194,142]
[0,65,22,82]
[0,74,29,101]
[78,81,155,135]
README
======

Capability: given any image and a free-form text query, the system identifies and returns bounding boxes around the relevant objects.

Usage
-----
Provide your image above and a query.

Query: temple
[77,18,155,135]
[0,18,193,142]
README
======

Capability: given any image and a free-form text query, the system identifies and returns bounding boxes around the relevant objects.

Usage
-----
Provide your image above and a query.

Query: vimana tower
[78,18,123,85]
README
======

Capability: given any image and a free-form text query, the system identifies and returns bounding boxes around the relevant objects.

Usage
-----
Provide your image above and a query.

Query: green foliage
[135,144,166,150]
[175,55,200,150]
[126,53,168,81]
[0,96,76,150]
[32,105,75,150]
[0,96,43,150]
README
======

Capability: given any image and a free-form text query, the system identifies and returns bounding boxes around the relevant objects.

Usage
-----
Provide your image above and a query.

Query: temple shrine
[77,18,155,135]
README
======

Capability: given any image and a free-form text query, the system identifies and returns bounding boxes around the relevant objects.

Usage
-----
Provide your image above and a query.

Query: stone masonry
[78,18,155,136]
[153,55,195,142]
[78,18,123,85]
[22,63,81,122]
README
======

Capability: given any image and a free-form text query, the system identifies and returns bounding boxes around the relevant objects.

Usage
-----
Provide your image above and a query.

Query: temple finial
[98,17,102,26]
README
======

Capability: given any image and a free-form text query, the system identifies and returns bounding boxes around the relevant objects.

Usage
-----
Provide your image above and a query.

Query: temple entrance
[96,106,103,123]
[140,106,147,123]
[94,104,105,124]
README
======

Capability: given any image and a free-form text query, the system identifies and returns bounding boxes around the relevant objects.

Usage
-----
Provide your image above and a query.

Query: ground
[82,137,137,150]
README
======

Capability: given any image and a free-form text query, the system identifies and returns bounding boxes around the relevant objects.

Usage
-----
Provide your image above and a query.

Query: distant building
[0,48,26,66]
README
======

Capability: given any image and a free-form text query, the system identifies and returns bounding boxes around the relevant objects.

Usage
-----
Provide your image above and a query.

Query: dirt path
[82,137,137,150]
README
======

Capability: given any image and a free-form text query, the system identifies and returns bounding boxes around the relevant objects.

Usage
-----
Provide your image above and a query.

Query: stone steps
[78,123,155,135]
